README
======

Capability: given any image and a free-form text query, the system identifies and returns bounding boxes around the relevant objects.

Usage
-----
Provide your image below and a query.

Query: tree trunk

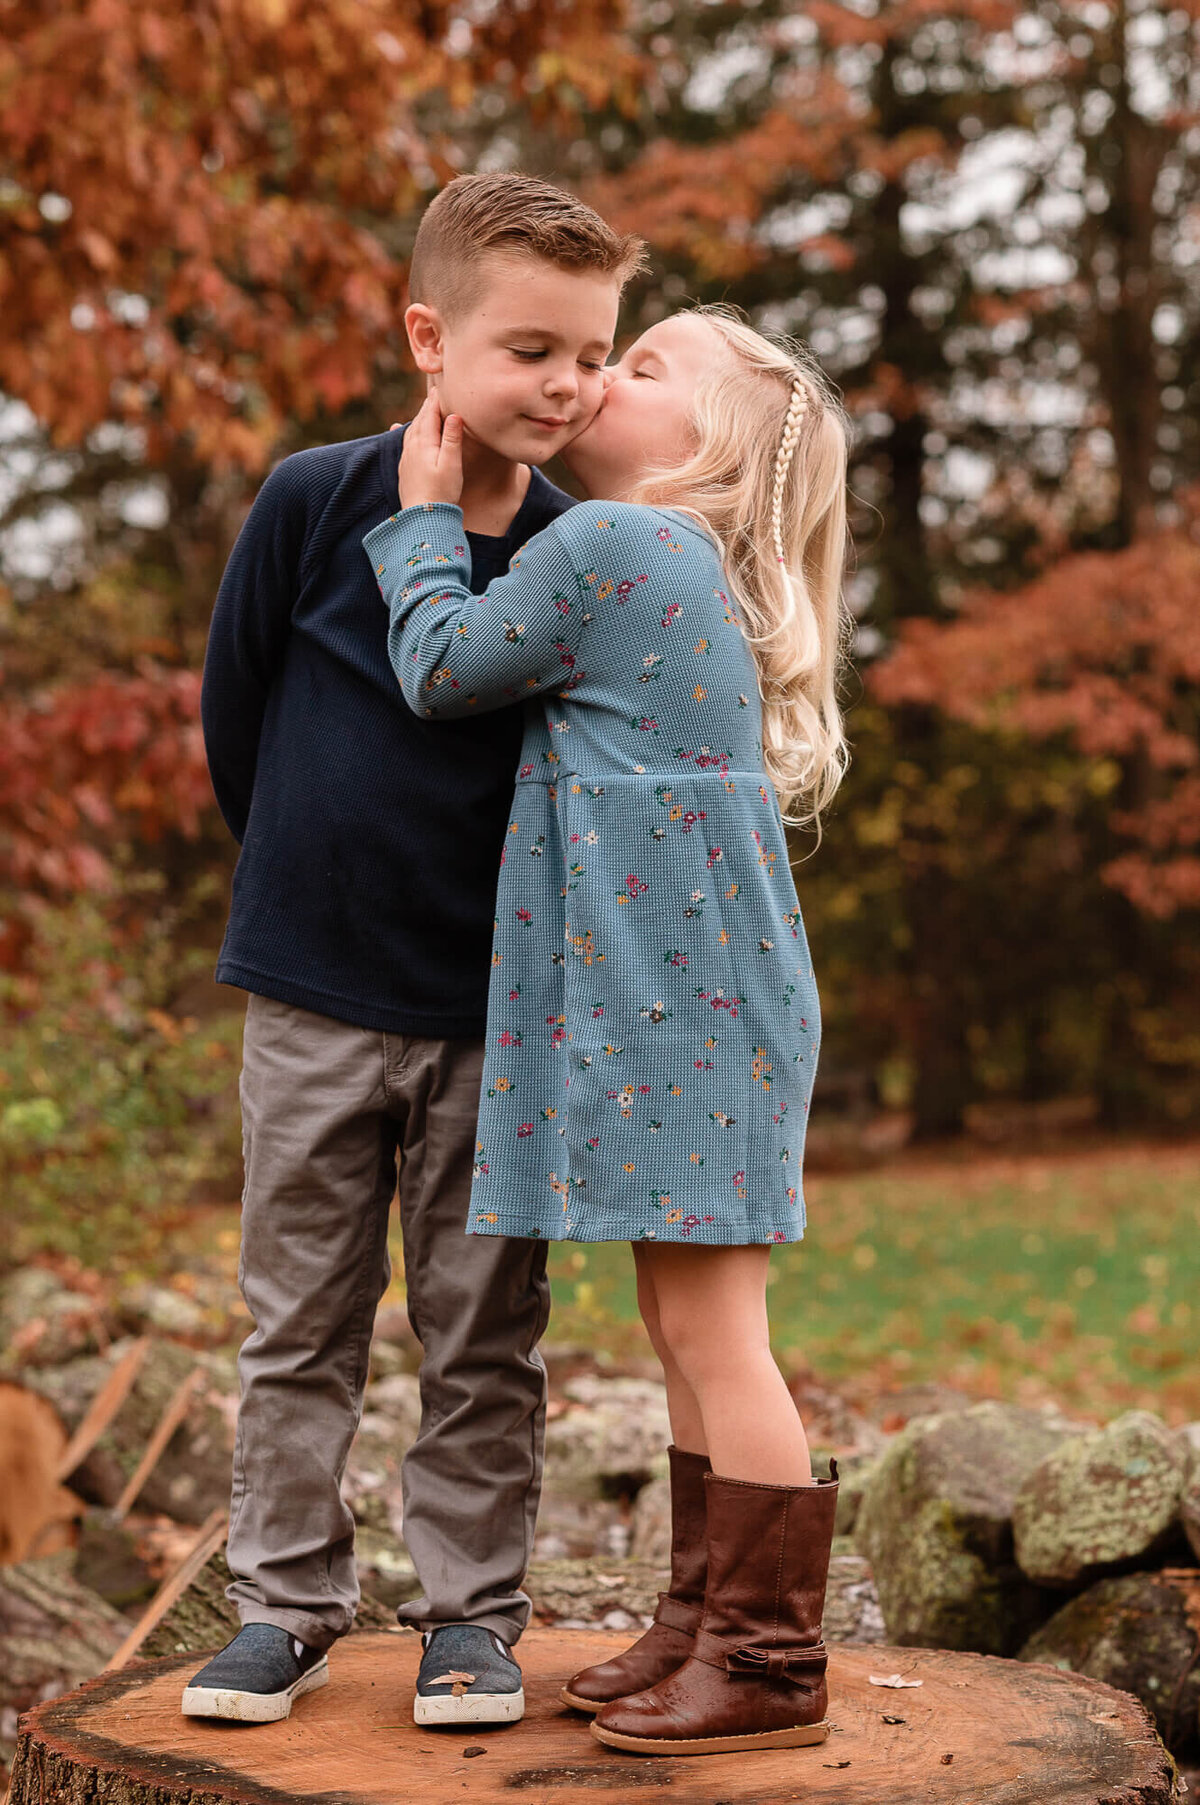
[9,1630,1176,1804]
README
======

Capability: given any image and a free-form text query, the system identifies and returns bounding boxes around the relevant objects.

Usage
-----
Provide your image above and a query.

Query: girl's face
[561,313,722,499]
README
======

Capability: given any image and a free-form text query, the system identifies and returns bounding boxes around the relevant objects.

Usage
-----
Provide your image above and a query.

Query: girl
[363,305,852,1758]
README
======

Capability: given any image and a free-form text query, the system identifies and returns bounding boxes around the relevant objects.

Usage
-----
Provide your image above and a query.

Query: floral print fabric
[362,500,821,1244]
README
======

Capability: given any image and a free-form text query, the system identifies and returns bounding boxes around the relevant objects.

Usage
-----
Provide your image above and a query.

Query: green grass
[534,1141,1200,1424]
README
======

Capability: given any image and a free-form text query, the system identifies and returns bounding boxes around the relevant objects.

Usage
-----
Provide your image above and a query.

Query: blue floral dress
[362,500,821,1245]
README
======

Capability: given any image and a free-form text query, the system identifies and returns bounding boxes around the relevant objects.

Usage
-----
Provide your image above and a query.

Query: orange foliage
[585,87,857,282]
[0,0,639,472]
[871,492,1200,917]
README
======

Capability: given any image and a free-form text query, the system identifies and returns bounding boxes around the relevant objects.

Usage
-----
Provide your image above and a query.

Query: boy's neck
[458,434,532,537]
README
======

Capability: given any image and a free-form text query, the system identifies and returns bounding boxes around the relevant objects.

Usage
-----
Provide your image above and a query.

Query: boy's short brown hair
[408,172,647,321]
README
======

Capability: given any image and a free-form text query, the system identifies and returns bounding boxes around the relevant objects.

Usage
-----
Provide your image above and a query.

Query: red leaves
[0,665,212,897]
[870,488,1200,917]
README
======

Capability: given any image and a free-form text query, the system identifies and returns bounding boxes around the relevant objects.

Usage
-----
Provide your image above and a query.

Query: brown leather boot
[560,1444,711,1713]
[590,1460,839,1755]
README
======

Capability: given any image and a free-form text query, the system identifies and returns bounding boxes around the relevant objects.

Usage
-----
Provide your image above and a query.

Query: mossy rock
[854,1400,1075,1654]
[1013,1410,1189,1587]
[812,1445,881,1539]
[1019,1568,1200,1756]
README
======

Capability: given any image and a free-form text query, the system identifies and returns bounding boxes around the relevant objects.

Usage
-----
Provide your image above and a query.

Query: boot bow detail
[726,1642,828,1681]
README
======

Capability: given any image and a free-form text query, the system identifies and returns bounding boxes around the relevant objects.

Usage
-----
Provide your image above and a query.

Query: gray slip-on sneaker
[181,1623,329,1722]
[414,1623,524,1726]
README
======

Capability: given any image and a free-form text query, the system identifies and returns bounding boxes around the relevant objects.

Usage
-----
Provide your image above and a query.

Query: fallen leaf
[429,1670,475,1688]
[822,1759,851,1768]
[941,1752,954,1764]
[868,1673,924,1688]
[882,1714,907,1724]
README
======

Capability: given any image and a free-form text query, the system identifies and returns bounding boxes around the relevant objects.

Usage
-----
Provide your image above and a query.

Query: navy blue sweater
[201,428,575,1035]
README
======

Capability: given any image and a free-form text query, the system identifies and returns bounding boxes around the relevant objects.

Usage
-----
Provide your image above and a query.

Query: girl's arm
[363,502,588,718]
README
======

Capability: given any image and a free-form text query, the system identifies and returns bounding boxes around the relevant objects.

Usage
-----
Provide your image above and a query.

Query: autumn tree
[0,0,641,910]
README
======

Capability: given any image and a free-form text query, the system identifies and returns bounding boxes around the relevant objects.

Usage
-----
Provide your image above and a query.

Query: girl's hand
[397,392,464,509]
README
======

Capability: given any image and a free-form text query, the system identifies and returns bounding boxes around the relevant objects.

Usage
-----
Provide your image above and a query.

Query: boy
[185,174,645,1729]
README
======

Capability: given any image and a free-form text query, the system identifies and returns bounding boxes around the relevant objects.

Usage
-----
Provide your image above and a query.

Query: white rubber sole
[180,1657,329,1723]
[414,1687,525,1726]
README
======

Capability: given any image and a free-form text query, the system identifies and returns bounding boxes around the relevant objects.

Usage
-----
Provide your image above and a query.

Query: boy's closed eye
[510,347,606,371]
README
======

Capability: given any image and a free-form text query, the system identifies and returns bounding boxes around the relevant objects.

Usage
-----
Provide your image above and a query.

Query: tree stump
[9,1629,1176,1805]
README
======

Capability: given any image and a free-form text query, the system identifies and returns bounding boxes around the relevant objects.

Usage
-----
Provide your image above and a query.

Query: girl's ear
[405,303,445,374]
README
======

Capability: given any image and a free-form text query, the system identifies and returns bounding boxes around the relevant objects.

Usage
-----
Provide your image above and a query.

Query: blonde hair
[627,305,853,830]
[409,173,648,323]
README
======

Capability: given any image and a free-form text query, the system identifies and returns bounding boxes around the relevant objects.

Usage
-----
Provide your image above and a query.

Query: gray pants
[225,995,551,1652]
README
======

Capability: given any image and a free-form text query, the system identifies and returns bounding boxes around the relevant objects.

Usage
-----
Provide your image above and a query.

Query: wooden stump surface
[9,1628,1175,1805]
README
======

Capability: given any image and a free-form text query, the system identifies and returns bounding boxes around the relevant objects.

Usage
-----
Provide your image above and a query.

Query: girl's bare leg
[635,1241,813,1485]
[632,1241,706,1454]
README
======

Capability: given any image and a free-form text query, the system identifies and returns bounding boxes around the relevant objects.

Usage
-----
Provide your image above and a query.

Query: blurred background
[2,0,1199,1417]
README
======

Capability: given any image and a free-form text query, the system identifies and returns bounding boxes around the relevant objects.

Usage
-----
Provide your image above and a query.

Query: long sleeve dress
[362,498,822,1246]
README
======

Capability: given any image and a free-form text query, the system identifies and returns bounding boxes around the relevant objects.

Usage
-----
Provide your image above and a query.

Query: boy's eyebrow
[501,324,614,353]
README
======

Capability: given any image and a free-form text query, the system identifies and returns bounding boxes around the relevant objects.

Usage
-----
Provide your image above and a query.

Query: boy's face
[405,253,621,467]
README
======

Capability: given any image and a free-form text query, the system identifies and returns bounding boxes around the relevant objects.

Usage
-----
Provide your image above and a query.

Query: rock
[23,1338,233,1525]
[342,1419,404,1536]
[535,1495,632,1562]
[119,1284,207,1339]
[368,1338,416,1381]
[544,1375,670,1501]
[1179,1430,1200,1563]
[865,1383,975,1432]
[1013,1410,1190,1587]
[812,1446,882,1539]
[341,1377,424,1533]
[824,1553,887,1645]
[628,1474,670,1564]
[854,1400,1076,1654]
[527,1557,661,1627]
[354,1528,422,1613]
[371,1307,420,1360]
[789,1372,888,1456]
[364,1372,423,1444]
[1019,1570,1200,1756]
[0,1268,108,1367]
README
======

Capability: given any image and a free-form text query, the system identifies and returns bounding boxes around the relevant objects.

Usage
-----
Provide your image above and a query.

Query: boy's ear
[405,302,445,374]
